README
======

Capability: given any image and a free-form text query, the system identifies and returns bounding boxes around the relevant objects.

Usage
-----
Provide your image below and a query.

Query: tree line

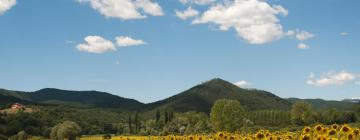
[0,100,359,139]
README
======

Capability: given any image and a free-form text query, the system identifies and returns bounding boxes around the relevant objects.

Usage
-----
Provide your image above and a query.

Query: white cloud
[179,0,216,5]
[76,35,116,53]
[340,32,348,36]
[297,43,309,50]
[234,80,250,87]
[0,0,16,15]
[307,71,357,87]
[295,30,315,41]
[175,7,199,20]
[77,0,163,20]
[192,0,288,44]
[135,0,164,16]
[115,36,146,47]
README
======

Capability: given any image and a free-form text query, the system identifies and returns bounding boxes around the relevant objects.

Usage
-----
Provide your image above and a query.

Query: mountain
[0,94,30,105]
[0,88,143,110]
[1,78,356,113]
[145,78,291,113]
[287,98,356,111]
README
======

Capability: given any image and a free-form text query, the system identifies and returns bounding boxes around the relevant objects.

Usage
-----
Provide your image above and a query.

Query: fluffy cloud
[307,71,357,87]
[295,31,315,41]
[297,43,309,50]
[76,36,116,53]
[175,7,199,20]
[116,36,146,47]
[234,80,250,87]
[192,0,288,44]
[179,0,216,5]
[286,29,315,41]
[77,0,163,20]
[135,0,163,16]
[0,0,16,15]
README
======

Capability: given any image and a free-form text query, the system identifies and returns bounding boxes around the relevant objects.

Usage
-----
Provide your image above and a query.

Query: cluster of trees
[0,100,359,139]
[290,101,358,125]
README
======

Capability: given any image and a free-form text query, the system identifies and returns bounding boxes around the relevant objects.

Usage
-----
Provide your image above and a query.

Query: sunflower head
[315,135,326,140]
[331,124,339,130]
[340,125,352,134]
[255,131,265,139]
[315,125,323,133]
[347,133,355,140]
[353,129,359,136]
[327,129,336,136]
[302,127,311,134]
[217,132,224,138]
[300,135,310,140]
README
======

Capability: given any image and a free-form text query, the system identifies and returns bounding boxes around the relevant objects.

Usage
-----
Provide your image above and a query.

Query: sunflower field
[79,124,360,140]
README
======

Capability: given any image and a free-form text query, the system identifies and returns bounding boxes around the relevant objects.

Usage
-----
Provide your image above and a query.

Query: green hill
[286,98,356,111]
[0,88,143,110]
[145,78,291,113]
[1,78,357,113]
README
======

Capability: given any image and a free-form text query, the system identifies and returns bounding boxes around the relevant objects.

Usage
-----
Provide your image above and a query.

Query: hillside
[0,88,143,110]
[145,78,291,113]
[1,78,357,113]
[287,98,356,111]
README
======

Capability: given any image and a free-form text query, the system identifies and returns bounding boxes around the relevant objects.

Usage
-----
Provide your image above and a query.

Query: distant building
[11,103,25,109]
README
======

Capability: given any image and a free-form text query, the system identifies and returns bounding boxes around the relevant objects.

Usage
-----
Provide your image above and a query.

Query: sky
[0,0,360,103]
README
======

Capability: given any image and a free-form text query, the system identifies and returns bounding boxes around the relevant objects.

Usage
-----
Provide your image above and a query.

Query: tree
[290,101,315,125]
[128,114,132,134]
[0,116,6,140]
[10,131,27,140]
[155,109,161,122]
[50,121,81,140]
[210,99,245,132]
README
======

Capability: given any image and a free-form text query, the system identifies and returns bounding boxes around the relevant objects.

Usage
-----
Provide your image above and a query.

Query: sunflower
[315,135,327,140]
[340,125,352,134]
[353,129,359,136]
[300,135,310,140]
[302,127,311,134]
[347,133,355,140]
[217,132,225,139]
[255,131,265,139]
[315,125,323,133]
[331,124,339,130]
[327,129,337,136]
[286,135,294,140]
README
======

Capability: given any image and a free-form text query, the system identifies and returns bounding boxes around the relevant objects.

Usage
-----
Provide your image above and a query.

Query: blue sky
[0,0,359,103]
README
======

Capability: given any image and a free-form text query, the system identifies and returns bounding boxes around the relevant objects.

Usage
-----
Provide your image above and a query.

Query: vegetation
[0,78,359,139]
[210,99,245,132]
[80,124,360,140]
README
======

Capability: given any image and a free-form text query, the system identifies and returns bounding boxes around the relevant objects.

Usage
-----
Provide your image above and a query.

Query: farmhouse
[11,103,25,109]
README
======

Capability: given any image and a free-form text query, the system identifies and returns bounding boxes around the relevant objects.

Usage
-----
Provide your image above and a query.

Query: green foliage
[146,78,291,113]
[210,99,245,132]
[287,98,356,111]
[247,109,290,126]
[0,88,143,109]
[9,131,27,140]
[290,101,316,125]
[50,121,81,140]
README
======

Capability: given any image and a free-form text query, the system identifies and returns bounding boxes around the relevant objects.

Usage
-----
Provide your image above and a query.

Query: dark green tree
[210,99,245,132]
[155,109,161,122]
[50,121,81,140]
[290,101,315,125]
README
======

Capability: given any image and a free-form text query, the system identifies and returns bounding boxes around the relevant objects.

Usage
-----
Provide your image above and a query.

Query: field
[69,124,360,140]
